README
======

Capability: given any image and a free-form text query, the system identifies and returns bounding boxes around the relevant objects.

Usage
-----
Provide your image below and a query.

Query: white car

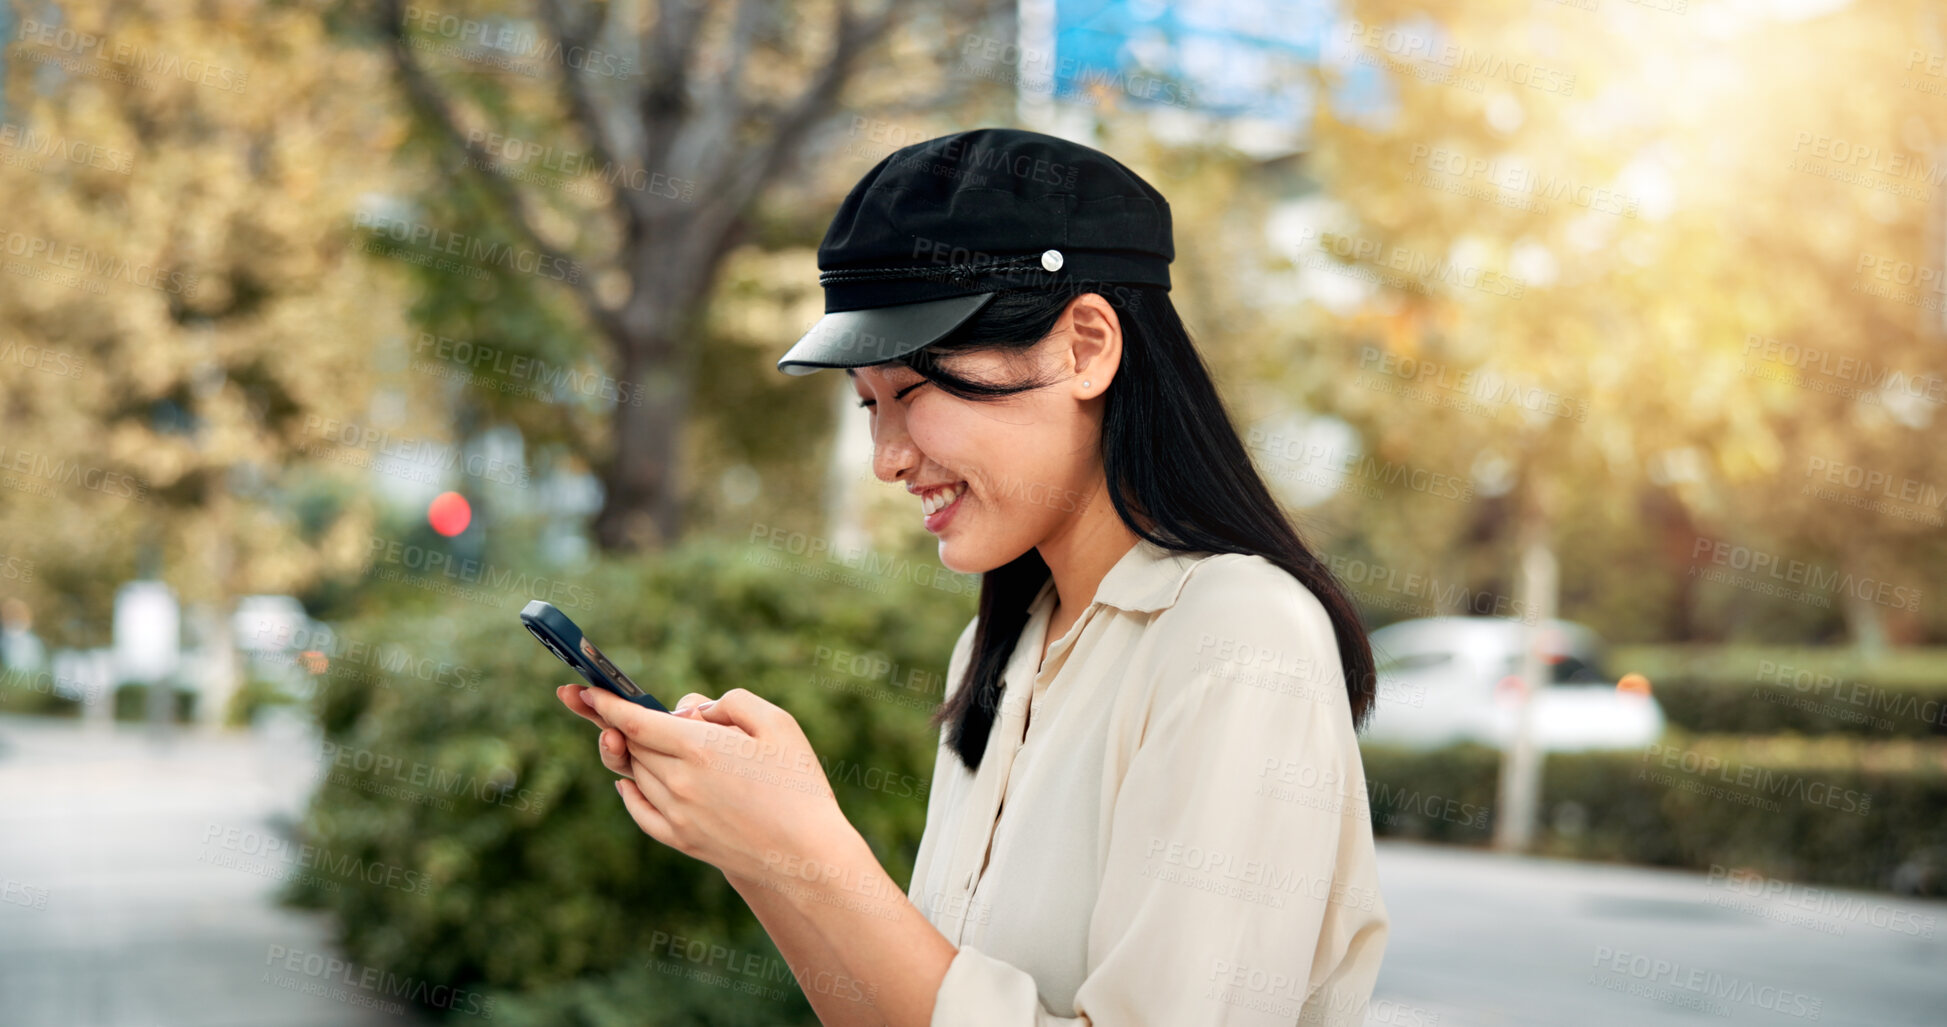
[1362,616,1665,751]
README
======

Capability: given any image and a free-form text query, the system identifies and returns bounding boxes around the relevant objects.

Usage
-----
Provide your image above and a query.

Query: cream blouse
[906,537,1389,1026]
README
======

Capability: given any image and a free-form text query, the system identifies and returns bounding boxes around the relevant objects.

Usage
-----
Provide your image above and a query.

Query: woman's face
[849,295,1120,574]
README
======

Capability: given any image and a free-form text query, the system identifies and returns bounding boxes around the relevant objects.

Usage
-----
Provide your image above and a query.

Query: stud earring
[1083,380,1091,388]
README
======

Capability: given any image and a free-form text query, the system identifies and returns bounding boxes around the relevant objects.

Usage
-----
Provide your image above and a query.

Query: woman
[557,127,1389,1025]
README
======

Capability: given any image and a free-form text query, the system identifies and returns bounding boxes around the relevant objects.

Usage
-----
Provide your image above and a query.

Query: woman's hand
[553,684,857,884]
[555,684,713,780]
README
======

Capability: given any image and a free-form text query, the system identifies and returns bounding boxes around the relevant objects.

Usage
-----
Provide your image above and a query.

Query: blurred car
[1362,616,1664,751]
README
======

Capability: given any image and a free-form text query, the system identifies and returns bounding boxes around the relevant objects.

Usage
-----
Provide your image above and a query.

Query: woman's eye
[856,381,927,408]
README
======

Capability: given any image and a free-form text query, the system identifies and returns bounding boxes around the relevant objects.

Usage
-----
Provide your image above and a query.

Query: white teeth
[922,482,966,516]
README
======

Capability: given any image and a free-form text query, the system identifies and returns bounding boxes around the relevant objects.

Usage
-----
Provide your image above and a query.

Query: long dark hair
[887,280,1377,773]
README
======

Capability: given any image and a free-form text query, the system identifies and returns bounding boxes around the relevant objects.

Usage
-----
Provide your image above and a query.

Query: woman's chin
[937,530,1032,578]
[937,540,977,576]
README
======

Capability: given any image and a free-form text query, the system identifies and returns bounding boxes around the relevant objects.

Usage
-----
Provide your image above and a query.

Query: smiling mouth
[920,482,967,516]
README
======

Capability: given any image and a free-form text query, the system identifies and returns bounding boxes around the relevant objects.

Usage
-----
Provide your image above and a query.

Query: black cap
[775,127,1173,376]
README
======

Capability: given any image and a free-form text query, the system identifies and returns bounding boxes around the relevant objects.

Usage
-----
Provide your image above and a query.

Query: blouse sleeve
[928,573,1389,1027]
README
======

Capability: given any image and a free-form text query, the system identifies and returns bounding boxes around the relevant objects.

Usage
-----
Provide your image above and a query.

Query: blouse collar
[1034,536,1215,616]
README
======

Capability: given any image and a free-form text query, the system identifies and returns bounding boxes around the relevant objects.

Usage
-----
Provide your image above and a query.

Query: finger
[599,728,633,777]
[623,739,690,784]
[557,684,615,730]
[669,692,713,718]
[694,688,781,737]
[580,686,694,757]
[613,777,676,846]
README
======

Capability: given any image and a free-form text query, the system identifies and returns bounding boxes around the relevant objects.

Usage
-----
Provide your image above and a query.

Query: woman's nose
[870,416,920,484]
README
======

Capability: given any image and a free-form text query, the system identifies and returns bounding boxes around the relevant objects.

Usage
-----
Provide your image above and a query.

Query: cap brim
[776,293,995,376]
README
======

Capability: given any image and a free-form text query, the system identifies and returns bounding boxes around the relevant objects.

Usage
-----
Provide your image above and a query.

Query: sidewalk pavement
[0,712,422,1027]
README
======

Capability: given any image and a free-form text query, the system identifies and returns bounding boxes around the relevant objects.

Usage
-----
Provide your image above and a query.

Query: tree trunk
[593,324,690,552]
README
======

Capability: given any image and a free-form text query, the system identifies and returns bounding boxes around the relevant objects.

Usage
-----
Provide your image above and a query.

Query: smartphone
[520,600,667,712]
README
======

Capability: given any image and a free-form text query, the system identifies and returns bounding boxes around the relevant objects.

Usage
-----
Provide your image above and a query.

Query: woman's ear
[1064,292,1122,397]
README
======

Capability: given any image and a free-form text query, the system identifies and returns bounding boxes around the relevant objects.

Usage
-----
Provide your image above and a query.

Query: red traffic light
[429,491,472,536]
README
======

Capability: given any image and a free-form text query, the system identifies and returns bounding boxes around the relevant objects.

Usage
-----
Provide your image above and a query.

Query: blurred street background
[2,0,1945,1023]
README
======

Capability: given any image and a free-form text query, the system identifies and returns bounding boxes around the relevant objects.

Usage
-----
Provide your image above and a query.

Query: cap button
[1040,249,1064,272]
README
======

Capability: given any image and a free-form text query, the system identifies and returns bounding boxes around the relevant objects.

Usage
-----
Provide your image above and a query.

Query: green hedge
[1361,733,1947,896]
[1610,646,1947,738]
[1650,677,1947,738]
[296,560,1947,1022]
[291,538,974,1025]
[113,683,197,722]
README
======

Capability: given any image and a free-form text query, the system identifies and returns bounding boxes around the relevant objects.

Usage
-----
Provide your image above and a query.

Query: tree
[1290,0,1947,847]
[1301,0,1947,645]
[369,0,1001,551]
[0,0,417,719]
